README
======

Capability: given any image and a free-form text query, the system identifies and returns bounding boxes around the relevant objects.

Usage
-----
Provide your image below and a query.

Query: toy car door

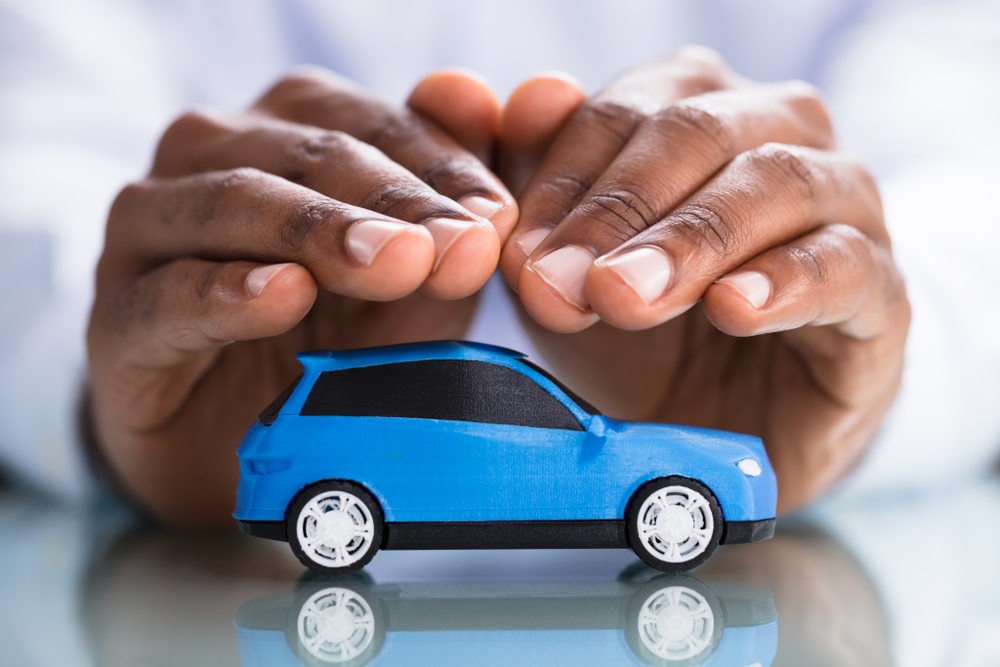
[297,359,596,523]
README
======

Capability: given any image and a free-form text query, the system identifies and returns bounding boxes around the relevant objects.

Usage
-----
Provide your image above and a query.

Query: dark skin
[497,47,909,510]
[88,48,909,527]
[89,69,517,526]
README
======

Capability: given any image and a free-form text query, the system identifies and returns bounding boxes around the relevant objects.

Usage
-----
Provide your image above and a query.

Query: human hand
[497,47,910,511]
[88,69,516,527]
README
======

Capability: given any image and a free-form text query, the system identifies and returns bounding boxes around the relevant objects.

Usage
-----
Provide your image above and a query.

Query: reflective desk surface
[2,477,999,667]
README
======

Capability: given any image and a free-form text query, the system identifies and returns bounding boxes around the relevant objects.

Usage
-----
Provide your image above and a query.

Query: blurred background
[1,1,999,664]
[1,0,998,501]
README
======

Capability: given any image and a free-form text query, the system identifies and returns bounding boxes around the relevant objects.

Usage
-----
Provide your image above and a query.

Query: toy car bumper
[720,518,776,544]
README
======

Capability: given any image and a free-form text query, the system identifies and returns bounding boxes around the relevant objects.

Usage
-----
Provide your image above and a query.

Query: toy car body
[235,573,778,667]
[234,341,777,574]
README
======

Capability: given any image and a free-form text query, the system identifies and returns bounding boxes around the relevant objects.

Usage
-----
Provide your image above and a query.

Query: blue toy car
[234,341,776,575]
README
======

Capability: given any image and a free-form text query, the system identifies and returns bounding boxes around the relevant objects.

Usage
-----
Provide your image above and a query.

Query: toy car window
[300,359,584,431]
[257,373,303,425]
[515,359,601,416]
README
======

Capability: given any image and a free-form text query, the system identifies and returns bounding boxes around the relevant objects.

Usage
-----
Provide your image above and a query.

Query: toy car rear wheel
[286,576,385,667]
[287,480,384,576]
[626,477,723,572]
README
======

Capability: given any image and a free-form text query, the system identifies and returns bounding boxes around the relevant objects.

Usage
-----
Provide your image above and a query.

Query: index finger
[499,47,739,284]
[253,68,518,242]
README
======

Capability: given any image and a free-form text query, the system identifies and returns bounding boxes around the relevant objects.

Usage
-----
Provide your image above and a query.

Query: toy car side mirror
[587,414,607,437]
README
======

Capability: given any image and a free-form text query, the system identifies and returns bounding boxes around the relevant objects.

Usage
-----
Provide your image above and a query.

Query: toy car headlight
[737,458,762,477]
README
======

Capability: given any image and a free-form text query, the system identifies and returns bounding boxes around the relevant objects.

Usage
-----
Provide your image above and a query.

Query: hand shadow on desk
[80,527,304,667]
[695,525,894,667]
[79,523,892,667]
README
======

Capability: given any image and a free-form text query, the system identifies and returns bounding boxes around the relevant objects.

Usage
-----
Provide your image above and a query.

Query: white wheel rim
[297,587,375,663]
[637,585,715,661]
[295,490,376,568]
[636,485,715,563]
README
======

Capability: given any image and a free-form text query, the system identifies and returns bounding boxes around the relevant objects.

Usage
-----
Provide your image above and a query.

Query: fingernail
[458,194,503,220]
[515,226,553,258]
[346,219,412,266]
[423,218,479,271]
[717,271,771,308]
[247,263,292,297]
[597,246,672,304]
[529,245,596,310]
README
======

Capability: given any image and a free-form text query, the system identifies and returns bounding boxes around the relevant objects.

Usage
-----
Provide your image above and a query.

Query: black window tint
[301,360,583,431]
[516,359,601,416]
[258,373,303,426]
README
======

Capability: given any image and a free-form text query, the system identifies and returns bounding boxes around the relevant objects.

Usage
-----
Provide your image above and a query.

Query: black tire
[625,574,724,666]
[286,480,384,576]
[626,477,723,572]
[286,575,386,667]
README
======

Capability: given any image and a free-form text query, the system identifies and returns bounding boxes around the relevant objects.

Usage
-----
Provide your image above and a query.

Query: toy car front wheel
[625,575,723,666]
[626,477,723,572]
[287,480,384,576]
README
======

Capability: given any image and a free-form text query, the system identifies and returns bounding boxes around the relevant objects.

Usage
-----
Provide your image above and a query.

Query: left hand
[496,47,910,512]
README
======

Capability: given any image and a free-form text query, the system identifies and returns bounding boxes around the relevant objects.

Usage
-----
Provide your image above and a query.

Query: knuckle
[217,165,267,183]
[262,67,336,102]
[154,108,226,174]
[786,243,827,284]
[674,44,727,71]
[358,181,434,219]
[282,129,355,184]
[110,182,145,219]
[750,143,822,204]
[782,79,834,144]
[188,167,269,227]
[668,45,731,91]
[209,166,270,197]
[654,103,735,157]
[582,184,660,237]
[279,199,340,250]
[791,224,876,289]
[191,264,245,344]
[165,108,223,137]
[548,173,592,198]
[196,262,228,300]
[782,79,824,104]
[528,173,593,213]
[828,221,870,247]
[832,223,880,273]
[573,98,644,146]
[362,110,421,152]
[254,67,352,120]
[105,276,149,336]
[416,155,481,193]
[106,181,149,239]
[671,199,736,255]
[847,158,883,216]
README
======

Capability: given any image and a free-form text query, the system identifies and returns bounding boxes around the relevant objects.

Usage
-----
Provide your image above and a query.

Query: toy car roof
[295,340,527,371]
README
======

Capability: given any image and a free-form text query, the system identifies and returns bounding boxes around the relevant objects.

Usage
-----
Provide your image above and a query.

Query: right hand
[87,68,517,528]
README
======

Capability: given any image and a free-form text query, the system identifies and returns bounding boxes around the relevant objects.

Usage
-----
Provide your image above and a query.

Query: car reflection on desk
[234,569,777,667]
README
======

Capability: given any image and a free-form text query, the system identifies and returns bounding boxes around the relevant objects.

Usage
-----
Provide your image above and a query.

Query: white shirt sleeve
[0,0,294,498]
[0,0,179,498]
[0,3,131,498]
[817,0,1000,495]
[2,0,997,501]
